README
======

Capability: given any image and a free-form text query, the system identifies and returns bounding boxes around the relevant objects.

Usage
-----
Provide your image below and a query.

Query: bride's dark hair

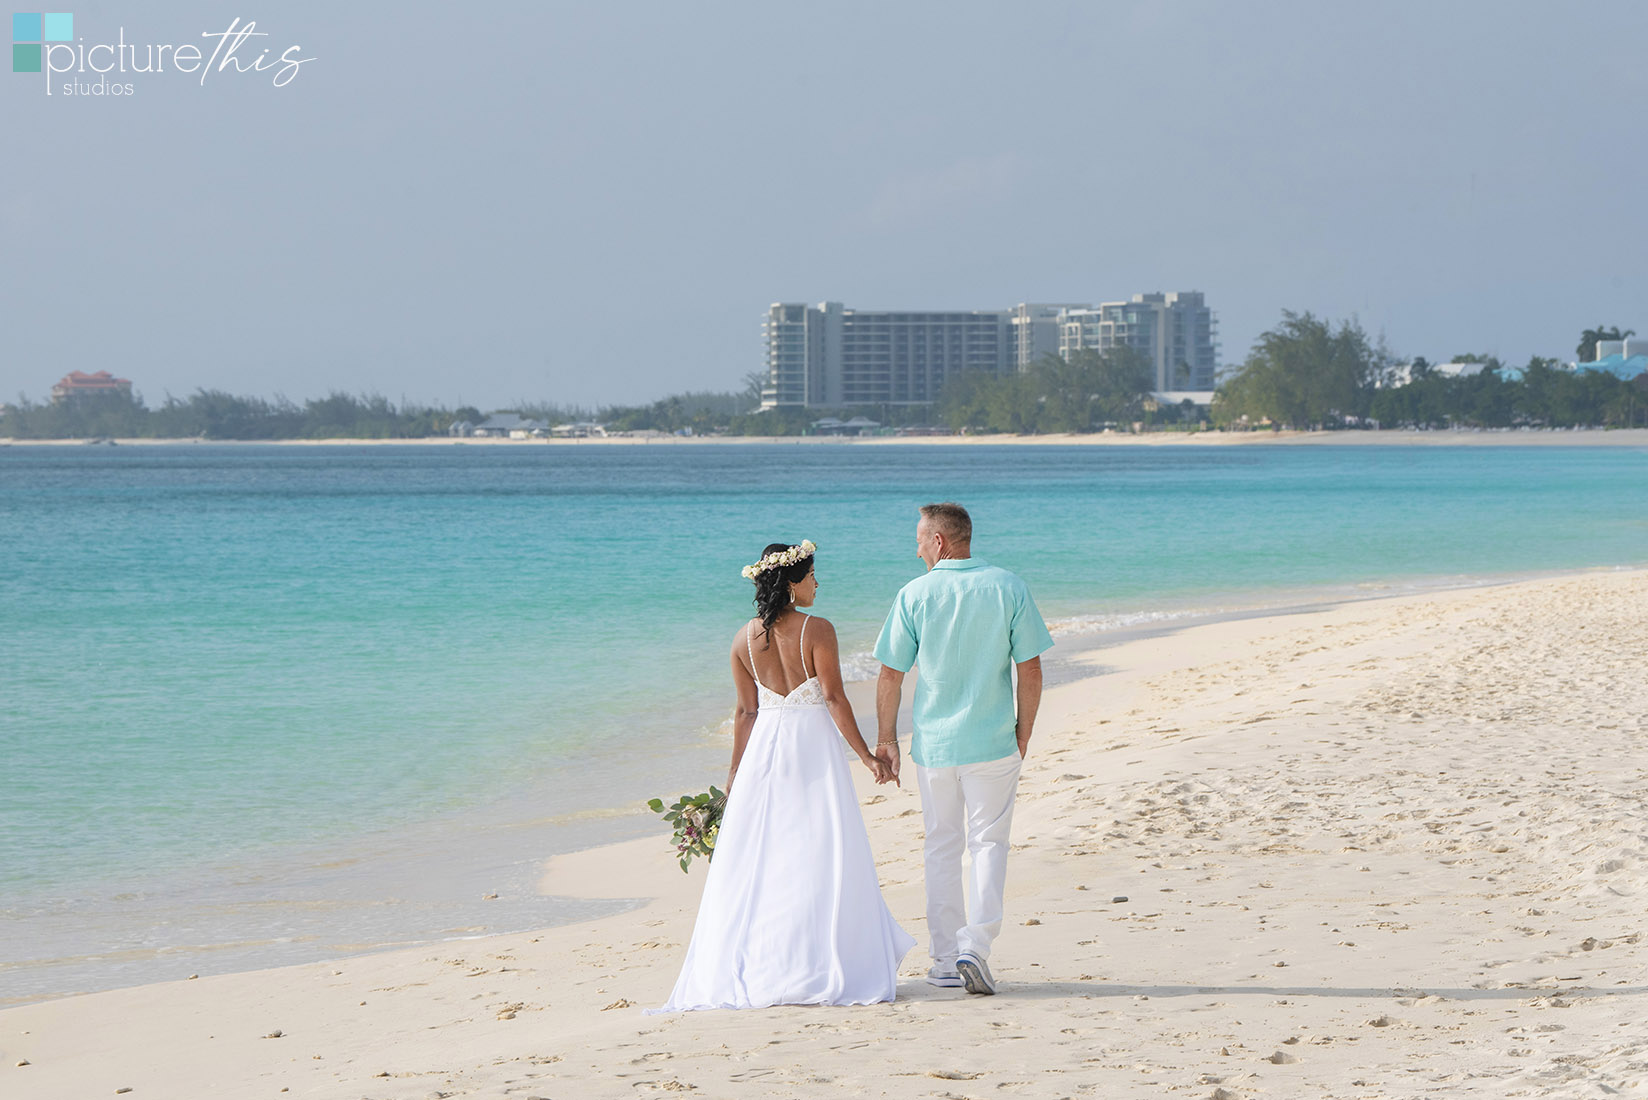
[752,542,813,645]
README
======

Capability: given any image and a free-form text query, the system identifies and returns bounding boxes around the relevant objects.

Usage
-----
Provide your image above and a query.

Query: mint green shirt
[874,558,1054,769]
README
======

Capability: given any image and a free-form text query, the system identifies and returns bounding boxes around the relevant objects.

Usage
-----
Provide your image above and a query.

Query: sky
[5,1,1646,411]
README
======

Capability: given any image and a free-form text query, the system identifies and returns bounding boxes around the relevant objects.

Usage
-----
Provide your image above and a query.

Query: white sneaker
[926,964,963,988]
[955,952,996,995]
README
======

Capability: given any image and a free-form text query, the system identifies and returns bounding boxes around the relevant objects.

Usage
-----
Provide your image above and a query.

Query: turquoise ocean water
[2,441,1645,1001]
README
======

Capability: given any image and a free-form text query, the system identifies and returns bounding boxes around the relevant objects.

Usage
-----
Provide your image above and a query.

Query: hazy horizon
[5,1,1645,410]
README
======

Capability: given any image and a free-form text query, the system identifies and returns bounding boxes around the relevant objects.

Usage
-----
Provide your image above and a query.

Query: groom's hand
[874,666,905,787]
[874,740,901,787]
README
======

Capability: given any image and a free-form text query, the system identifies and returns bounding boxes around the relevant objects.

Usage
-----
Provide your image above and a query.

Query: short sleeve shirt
[873,558,1054,768]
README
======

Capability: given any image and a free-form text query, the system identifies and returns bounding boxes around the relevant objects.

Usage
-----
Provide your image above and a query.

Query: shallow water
[2,441,1644,1000]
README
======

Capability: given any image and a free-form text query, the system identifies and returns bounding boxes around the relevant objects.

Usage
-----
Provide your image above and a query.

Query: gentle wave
[839,648,889,683]
[1045,607,1215,637]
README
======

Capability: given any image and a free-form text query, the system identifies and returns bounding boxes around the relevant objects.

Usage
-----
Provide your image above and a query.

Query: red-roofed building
[51,371,133,402]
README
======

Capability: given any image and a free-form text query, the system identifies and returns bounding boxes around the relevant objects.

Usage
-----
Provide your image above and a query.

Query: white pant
[916,751,1022,965]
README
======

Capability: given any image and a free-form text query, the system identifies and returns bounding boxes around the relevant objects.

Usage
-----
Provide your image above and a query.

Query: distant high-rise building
[762,302,1013,408]
[1011,303,1091,369]
[1057,292,1218,391]
[761,303,828,408]
[761,292,1217,408]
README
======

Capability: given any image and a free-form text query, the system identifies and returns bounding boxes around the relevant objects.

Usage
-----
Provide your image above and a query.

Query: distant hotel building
[51,370,133,402]
[1012,302,1087,371]
[761,293,1217,409]
[1056,292,1218,391]
[762,302,1013,408]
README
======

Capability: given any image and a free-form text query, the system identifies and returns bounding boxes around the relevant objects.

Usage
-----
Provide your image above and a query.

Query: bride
[653,540,915,1012]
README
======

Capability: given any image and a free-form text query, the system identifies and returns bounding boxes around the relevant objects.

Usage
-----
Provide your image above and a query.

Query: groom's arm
[1014,656,1043,758]
[875,665,905,787]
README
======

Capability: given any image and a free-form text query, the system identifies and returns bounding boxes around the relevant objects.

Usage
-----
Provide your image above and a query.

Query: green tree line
[1,389,469,440]
[0,389,757,440]
[1215,312,1647,430]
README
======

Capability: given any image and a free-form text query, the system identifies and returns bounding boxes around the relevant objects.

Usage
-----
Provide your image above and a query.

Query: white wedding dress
[652,618,915,1012]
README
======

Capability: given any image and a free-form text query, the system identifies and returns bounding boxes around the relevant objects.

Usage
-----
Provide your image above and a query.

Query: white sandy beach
[3,570,1646,1098]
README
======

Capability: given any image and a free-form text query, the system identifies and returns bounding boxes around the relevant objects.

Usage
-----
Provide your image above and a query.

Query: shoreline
[5,427,1648,448]
[4,562,1641,1009]
[5,567,1645,1096]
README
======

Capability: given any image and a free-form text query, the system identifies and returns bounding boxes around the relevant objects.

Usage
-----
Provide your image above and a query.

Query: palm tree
[741,370,768,411]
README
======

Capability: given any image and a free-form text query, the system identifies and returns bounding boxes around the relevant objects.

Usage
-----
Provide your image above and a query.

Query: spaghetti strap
[746,622,764,691]
[798,615,810,679]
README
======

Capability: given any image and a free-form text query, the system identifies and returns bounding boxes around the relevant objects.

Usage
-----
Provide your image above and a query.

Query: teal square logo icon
[12,11,67,72]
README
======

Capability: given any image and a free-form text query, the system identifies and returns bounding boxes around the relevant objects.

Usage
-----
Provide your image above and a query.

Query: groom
[873,502,1052,996]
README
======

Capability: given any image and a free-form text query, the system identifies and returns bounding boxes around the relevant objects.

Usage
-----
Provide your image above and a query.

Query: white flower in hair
[741,539,818,580]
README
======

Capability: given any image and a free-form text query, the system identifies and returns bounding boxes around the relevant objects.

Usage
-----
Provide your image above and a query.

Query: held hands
[873,740,901,787]
[861,753,893,785]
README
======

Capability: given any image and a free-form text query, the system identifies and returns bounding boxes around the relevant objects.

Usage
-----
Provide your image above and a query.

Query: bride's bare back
[740,610,817,697]
[723,608,890,789]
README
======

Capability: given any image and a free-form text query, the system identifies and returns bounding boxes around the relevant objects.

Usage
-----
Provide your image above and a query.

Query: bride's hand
[864,754,891,784]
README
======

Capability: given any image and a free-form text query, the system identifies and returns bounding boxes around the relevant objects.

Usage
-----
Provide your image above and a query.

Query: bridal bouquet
[647,787,726,873]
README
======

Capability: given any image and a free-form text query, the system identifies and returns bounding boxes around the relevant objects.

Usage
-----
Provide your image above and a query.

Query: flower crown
[741,539,817,581]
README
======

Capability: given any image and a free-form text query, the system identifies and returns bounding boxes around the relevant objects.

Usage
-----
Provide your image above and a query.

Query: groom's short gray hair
[919,502,972,543]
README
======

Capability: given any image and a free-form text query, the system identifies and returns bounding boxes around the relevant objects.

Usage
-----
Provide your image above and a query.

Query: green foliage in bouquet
[647,787,726,872]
